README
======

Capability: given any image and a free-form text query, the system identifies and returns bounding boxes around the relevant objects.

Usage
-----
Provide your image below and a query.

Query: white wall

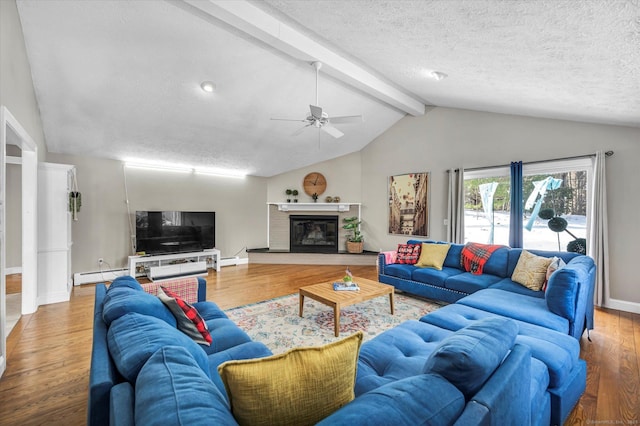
[267,151,362,204]
[46,153,268,274]
[361,107,640,305]
[0,0,47,161]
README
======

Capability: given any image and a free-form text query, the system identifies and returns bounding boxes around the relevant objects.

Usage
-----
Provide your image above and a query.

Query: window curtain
[446,168,465,243]
[509,161,523,248]
[588,150,610,308]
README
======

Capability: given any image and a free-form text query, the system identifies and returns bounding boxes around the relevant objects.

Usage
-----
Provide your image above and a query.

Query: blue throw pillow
[422,317,518,399]
[102,286,176,327]
[135,346,238,426]
[107,312,209,382]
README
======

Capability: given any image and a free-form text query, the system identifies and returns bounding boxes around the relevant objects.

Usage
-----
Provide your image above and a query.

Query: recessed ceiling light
[200,81,216,93]
[429,71,448,81]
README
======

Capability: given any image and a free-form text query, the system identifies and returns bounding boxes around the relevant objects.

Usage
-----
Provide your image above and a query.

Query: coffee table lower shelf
[298,277,395,337]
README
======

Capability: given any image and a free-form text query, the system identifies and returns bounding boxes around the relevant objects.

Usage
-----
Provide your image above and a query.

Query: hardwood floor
[0,265,638,425]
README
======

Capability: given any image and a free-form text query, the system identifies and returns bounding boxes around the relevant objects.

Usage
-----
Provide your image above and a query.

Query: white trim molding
[270,202,359,212]
[605,298,640,315]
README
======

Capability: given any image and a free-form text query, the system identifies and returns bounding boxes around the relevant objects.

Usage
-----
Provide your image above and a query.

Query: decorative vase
[346,241,364,254]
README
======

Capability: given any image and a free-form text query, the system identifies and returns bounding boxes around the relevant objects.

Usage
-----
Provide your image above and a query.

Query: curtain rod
[450,150,614,173]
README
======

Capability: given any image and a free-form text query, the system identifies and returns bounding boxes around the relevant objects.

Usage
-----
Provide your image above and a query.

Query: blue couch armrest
[88,284,120,426]
[546,256,596,339]
[197,277,206,302]
[109,382,134,426]
[454,344,532,426]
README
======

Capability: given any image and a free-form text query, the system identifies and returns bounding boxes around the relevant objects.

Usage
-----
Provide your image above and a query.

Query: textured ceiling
[15,0,640,177]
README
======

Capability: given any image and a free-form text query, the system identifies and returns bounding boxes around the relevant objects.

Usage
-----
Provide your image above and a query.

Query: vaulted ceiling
[16,0,639,177]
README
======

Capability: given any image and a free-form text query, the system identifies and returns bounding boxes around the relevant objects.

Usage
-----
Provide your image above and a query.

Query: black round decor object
[538,208,555,220]
[548,217,568,232]
[567,238,587,254]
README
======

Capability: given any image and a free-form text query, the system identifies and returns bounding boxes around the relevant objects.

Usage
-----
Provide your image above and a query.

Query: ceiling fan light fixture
[200,81,216,93]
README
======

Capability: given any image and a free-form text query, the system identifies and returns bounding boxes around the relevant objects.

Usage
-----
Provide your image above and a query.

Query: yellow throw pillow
[218,331,363,426]
[511,250,553,291]
[415,243,451,270]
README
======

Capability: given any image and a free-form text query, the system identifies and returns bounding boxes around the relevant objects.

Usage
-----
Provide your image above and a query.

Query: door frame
[1,106,38,378]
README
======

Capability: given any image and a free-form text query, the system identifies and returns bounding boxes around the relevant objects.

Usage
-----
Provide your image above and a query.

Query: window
[464,158,592,253]
[464,167,510,245]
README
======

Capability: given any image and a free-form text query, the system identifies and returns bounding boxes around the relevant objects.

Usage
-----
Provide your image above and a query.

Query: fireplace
[290,215,339,253]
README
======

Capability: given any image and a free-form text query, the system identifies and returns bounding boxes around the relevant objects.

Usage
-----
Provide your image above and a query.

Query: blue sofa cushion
[107,312,209,382]
[490,278,545,298]
[135,346,238,426]
[102,286,176,327]
[444,272,502,294]
[200,318,253,355]
[422,317,518,399]
[411,266,461,288]
[317,374,465,426]
[193,301,229,321]
[356,321,453,396]
[383,263,415,280]
[457,288,569,334]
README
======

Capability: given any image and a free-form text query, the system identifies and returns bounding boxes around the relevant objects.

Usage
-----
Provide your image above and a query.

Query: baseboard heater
[148,261,207,281]
[74,268,128,286]
[219,256,248,267]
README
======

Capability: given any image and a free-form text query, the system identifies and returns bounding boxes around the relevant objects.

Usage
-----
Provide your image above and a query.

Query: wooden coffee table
[299,277,395,337]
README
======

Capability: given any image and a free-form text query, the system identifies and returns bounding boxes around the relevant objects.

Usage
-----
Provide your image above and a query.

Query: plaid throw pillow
[396,244,422,264]
[158,287,212,346]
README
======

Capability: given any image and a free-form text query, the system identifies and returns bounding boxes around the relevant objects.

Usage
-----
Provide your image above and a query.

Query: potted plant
[342,216,364,253]
[292,189,299,203]
[285,189,292,203]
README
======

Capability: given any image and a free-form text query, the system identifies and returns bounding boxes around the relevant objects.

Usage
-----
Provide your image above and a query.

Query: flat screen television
[135,211,215,255]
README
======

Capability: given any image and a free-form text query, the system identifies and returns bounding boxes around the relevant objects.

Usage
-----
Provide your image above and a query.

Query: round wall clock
[303,172,327,196]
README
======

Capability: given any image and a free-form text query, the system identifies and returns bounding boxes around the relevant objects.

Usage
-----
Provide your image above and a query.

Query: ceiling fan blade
[329,115,363,124]
[321,124,344,139]
[271,117,308,122]
[309,105,323,120]
[292,123,313,136]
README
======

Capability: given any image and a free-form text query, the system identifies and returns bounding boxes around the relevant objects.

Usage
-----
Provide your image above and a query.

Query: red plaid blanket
[141,277,199,304]
[461,243,504,275]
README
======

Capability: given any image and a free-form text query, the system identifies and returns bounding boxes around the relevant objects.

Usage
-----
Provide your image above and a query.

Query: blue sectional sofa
[90,277,537,425]
[90,263,589,425]
[378,240,596,340]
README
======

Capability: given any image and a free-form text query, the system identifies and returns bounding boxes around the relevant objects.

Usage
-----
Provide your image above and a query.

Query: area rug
[225,293,443,354]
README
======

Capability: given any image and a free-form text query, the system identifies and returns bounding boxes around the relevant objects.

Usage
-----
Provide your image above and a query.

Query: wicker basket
[346,241,364,254]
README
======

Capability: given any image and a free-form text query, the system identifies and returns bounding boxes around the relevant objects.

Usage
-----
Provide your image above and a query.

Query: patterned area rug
[225,292,443,354]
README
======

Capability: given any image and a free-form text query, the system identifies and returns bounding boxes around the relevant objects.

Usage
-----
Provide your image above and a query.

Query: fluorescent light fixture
[125,161,193,173]
[200,81,216,93]
[194,167,247,178]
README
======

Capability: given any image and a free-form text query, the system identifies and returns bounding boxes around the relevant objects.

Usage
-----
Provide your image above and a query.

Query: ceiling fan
[271,61,363,139]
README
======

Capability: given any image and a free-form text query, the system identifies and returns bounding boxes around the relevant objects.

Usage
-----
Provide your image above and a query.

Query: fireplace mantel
[268,202,360,213]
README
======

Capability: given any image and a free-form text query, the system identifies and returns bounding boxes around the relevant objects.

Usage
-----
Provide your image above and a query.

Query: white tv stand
[128,249,221,281]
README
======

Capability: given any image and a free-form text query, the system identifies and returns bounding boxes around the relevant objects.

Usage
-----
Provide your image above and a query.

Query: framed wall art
[388,172,430,237]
